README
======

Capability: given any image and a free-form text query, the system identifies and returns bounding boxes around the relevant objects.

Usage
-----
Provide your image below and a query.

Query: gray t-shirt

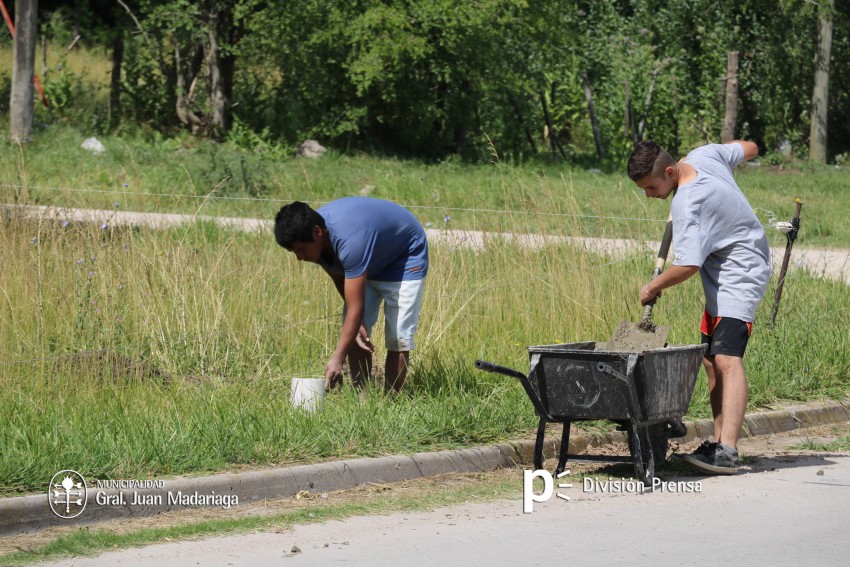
[671,143,770,321]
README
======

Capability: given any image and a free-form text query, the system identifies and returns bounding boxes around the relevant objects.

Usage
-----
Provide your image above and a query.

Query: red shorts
[700,310,753,358]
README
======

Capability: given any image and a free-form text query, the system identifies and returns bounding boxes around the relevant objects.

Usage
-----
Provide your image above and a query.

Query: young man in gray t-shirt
[627,140,770,474]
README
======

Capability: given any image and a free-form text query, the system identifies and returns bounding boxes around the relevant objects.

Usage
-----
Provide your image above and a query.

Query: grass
[3,124,848,248]
[3,124,849,252]
[792,436,850,452]
[1,204,848,496]
[1,45,849,497]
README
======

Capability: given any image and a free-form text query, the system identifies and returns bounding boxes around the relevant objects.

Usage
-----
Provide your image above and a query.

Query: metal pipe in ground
[770,199,803,325]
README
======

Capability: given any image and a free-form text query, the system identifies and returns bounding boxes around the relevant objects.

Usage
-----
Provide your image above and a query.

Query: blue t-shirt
[672,143,770,321]
[315,197,429,281]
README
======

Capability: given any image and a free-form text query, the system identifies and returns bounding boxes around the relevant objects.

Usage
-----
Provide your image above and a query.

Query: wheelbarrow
[476,341,707,485]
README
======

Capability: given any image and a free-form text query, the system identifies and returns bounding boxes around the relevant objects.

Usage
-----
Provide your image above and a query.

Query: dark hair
[627,140,674,181]
[274,201,326,249]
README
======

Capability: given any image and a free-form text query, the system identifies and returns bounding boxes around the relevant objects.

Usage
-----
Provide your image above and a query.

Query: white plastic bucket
[290,378,326,413]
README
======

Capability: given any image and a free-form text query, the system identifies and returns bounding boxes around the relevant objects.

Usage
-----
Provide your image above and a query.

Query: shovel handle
[644,214,674,310]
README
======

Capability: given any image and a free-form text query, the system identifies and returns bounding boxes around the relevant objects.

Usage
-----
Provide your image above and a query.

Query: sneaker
[671,440,712,464]
[682,442,740,474]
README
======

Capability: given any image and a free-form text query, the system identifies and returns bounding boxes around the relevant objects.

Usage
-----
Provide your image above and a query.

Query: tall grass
[1,199,848,494]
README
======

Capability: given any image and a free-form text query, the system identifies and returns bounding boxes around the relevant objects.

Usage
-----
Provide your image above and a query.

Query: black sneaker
[691,440,716,458]
[672,440,712,464]
[682,442,740,474]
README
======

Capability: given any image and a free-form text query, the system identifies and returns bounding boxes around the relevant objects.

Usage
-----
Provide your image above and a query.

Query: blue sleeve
[337,229,378,278]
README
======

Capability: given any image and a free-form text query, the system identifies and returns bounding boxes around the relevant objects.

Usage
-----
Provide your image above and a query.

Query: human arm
[639,265,700,305]
[324,274,371,390]
[725,140,758,162]
[327,271,374,353]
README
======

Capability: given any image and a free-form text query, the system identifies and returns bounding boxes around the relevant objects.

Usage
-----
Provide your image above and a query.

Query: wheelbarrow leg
[534,418,547,471]
[556,421,571,476]
[628,425,655,486]
[649,422,670,463]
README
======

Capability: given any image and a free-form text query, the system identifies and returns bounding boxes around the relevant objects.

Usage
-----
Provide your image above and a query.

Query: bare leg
[347,345,373,389]
[385,351,409,393]
[702,355,723,438]
[713,354,748,449]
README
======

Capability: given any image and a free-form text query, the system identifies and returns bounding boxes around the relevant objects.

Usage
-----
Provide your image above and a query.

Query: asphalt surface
[39,450,850,567]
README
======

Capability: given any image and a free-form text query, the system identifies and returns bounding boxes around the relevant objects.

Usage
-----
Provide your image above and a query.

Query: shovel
[603,212,673,352]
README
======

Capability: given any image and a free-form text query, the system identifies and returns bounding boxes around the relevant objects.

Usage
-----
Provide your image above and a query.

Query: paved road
[7,204,850,285]
[42,452,850,567]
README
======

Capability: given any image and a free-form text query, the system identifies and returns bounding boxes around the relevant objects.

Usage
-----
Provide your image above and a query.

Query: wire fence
[0,182,667,223]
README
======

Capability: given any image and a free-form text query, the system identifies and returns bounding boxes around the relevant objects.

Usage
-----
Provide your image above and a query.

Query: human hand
[324,357,344,392]
[355,325,375,353]
[640,283,661,306]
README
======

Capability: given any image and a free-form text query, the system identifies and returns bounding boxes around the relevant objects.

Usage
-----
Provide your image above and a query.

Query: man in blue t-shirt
[627,140,770,475]
[274,197,429,393]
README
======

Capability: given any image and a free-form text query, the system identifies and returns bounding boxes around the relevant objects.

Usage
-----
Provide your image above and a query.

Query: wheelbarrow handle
[475,360,527,381]
[476,359,554,421]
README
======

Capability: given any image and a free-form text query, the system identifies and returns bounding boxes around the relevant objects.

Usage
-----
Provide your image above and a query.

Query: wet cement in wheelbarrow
[595,322,671,352]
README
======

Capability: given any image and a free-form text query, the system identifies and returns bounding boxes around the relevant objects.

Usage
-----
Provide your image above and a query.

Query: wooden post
[10,0,38,143]
[721,51,739,143]
[809,0,833,163]
[109,32,124,128]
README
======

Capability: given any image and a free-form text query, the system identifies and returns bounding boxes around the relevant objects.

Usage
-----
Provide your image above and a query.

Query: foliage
[6,1,847,162]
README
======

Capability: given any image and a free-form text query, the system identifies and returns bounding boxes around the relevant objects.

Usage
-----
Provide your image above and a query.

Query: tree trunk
[809,0,833,163]
[582,73,604,159]
[672,78,680,157]
[453,80,471,159]
[207,8,228,139]
[10,0,38,143]
[175,42,205,133]
[539,90,567,160]
[508,93,537,155]
[109,32,124,129]
[40,33,46,79]
[624,78,635,143]
[721,51,739,143]
[73,0,81,38]
[637,71,659,143]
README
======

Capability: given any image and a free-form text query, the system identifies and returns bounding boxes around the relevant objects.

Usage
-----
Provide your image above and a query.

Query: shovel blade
[598,320,670,352]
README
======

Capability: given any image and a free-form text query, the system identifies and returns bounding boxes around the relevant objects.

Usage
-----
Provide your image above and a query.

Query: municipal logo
[49,470,88,519]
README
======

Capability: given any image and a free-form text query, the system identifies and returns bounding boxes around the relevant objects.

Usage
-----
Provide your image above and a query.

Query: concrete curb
[2,399,848,536]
